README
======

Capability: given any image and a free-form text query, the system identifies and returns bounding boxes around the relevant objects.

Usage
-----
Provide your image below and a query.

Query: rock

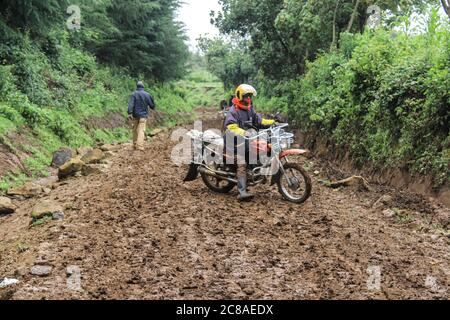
[81,148,104,164]
[430,234,440,241]
[435,209,450,228]
[58,158,85,179]
[0,278,19,288]
[273,218,283,227]
[185,217,197,224]
[383,209,396,218]
[313,170,320,176]
[49,226,61,236]
[100,159,113,166]
[43,187,51,195]
[330,176,370,191]
[30,265,52,277]
[0,196,16,215]
[407,221,422,231]
[34,176,59,187]
[81,164,105,176]
[7,182,43,198]
[77,146,93,158]
[243,288,255,296]
[150,128,164,137]
[51,148,75,168]
[52,211,65,221]
[373,195,394,210]
[438,189,450,208]
[99,144,119,152]
[31,200,64,220]
[14,267,29,279]
[103,151,115,158]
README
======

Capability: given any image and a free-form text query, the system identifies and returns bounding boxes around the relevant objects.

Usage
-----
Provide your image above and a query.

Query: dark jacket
[224,105,264,131]
[128,88,155,119]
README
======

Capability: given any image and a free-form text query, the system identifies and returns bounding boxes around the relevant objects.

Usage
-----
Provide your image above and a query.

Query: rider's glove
[261,119,275,126]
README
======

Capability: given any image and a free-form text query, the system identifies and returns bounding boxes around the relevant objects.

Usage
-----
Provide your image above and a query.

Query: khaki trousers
[132,118,147,150]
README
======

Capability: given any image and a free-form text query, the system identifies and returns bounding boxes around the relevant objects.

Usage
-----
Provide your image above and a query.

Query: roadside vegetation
[200,2,449,186]
[0,1,224,192]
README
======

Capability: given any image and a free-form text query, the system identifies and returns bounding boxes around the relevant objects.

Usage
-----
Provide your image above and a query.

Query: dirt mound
[0,133,33,178]
[391,192,435,215]
[0,110,448,300]
[294,130,450,207]
[0,144,23,177]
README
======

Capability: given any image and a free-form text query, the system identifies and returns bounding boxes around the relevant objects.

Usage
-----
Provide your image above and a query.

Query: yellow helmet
[235,84,257,101]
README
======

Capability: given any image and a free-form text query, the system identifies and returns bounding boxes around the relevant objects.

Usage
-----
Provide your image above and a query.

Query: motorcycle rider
[224,84,275,201]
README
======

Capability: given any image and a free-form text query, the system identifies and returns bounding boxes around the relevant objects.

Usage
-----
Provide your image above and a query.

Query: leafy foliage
[276,12,449,184]
[205,3,449,185]
[0,0,69,37]
[0,2,223,191]
[77,0,189,81]
[213,0,438,80]
[198,37,256,89]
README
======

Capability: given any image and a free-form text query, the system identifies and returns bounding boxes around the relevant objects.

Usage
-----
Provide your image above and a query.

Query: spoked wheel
[277,163,312,204]
[200,163,236,194]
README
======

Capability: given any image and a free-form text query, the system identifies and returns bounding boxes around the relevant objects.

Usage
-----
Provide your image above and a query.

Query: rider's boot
[237,165,254,201]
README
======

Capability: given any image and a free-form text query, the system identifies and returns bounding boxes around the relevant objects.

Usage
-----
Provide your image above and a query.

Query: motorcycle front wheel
[277,163,312,204]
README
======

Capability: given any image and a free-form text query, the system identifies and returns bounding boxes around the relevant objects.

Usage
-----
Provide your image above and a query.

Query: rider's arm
[255,112,275,128]
[261,118,275,126]
[227,124,246,136]
[225,110,246,136]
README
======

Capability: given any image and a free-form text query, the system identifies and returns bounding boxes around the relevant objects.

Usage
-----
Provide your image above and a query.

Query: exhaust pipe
[199,167,237,184]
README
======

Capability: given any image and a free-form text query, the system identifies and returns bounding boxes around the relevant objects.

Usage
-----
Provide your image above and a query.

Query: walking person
[127,81,156,151]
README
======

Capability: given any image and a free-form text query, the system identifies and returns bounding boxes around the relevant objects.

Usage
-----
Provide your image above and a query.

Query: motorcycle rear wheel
[200,164,236,194]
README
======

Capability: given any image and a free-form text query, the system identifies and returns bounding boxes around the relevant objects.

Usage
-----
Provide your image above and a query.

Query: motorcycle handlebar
[243,123,290,140]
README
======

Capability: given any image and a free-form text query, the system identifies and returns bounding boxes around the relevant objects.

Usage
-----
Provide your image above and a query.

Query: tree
[442,0,450,19]
[80,0,189,81]
[0,0,69,37]
[198,36,256,89]
[213,0,438,80]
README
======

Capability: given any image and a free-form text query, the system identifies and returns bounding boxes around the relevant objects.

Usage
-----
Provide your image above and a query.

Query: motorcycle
[183,123,312,204]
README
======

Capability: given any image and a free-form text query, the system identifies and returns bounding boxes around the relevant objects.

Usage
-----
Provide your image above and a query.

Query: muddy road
[0,109,449,300]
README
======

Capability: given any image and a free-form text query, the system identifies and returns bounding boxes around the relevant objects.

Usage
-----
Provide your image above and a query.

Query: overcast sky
[177,0,222,51]
[176,2,447,50]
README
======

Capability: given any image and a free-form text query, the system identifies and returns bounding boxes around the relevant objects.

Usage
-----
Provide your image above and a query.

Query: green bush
[0,24,222,192]
[0,65,17,99]
[261,14,450,185]
[0,103,23,124]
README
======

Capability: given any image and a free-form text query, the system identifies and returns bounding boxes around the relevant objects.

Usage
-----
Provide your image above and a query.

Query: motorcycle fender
[279,149,309,159]
[184,163,200,182]
[271,149,309,185]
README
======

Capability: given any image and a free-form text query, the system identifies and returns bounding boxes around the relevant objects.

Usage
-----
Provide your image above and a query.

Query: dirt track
[0,109,449,300]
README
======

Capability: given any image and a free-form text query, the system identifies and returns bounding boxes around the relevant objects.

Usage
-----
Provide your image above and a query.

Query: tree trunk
[346,0,361,32]
[442,0,450,19]
[331,0,341,50]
